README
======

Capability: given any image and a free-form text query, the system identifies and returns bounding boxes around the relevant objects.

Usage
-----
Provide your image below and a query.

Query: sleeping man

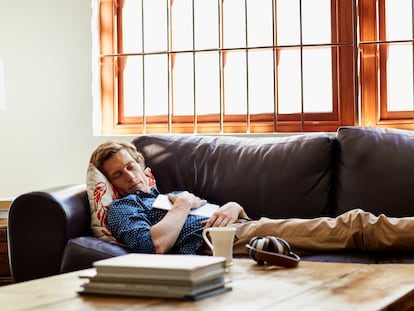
[89,140,414,257]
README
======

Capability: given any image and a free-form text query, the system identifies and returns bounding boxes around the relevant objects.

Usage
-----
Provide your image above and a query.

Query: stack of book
[79,253,231,300]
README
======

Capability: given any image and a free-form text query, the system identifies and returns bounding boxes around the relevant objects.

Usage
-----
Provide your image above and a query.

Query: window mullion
[412,1,414,116]
[219,0,224,133]
[245,0,250,133]
[299,0,304,131]
[167,0,172,133]
[359,0,378,127]
[141,0,146,133]
[192,0,196,133]
[353,0,359,126]
[272,0,277,132]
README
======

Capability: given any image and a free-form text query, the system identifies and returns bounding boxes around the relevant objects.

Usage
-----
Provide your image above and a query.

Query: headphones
[245,236,300,268]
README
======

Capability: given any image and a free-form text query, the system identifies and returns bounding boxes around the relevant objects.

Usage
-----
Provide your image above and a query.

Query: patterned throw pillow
[86,163,120,242]
[86,163,157,243]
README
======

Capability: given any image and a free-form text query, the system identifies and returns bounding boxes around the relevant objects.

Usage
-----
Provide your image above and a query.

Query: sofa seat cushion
[60,236,131,273]
[300,251,380,264]
[301,250,414,265]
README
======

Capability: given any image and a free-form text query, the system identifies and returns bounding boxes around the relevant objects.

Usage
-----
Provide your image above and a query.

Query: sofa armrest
[8,184,89,282]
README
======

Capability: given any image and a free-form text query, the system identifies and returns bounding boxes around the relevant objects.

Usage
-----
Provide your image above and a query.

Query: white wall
[0,0,130,198]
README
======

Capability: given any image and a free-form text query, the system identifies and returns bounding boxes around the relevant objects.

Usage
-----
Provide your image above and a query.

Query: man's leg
[232,209,414,255]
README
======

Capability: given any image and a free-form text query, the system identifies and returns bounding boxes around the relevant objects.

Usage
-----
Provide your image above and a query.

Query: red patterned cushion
[86,163,119,242]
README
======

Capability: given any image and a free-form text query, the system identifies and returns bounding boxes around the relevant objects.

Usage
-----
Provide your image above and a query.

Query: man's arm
[150,191,206,254]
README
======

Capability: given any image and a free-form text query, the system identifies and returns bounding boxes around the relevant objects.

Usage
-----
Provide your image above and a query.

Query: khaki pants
[232,209,414,255]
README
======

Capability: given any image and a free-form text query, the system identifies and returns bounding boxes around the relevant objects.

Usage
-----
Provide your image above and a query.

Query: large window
[95,0,414,134]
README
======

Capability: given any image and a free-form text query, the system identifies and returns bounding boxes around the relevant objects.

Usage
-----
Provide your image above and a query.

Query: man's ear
[144,167,157,188]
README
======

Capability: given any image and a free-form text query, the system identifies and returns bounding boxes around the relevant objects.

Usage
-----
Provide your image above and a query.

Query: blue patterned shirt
[107,188,209,254]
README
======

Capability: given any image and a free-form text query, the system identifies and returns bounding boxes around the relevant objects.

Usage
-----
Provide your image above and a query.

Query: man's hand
[202,202,247,228]
[167,191,207,210]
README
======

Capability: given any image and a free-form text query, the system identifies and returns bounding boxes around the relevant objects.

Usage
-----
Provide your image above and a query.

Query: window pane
[143,0,167,52]
[195,52,220,115]
[223,0,246,48]
[277,0,300,45]
[194,0,219,50]
[248,50,275,114]
[172,53,194,116]
[171,0,193,51]
[224,51,247,115]
[387,44,414,111]
[144,55,168,116]
[385,0,412,41]
[277,49,301,114]
[120,0,142,53]
[302,0,331,44]
[303,48,333,112]
[247,0,273,47]
[121,56,143,117]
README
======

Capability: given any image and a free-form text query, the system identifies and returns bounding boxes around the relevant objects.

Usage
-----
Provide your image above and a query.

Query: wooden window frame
[99,0,356,135]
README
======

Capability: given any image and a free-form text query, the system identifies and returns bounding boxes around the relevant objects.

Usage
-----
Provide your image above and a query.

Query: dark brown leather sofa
[8,126,414,282]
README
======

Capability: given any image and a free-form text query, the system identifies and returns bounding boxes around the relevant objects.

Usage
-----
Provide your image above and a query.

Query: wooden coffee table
[1,259,414,310]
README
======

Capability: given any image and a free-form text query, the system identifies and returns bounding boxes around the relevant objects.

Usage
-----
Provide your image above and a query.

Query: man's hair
[90,141,146,173]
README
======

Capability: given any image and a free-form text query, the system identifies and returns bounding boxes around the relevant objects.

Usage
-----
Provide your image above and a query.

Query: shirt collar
[133,187,160,198]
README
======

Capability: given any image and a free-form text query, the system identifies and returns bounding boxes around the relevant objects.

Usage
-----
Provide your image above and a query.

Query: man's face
[102,149,150,196]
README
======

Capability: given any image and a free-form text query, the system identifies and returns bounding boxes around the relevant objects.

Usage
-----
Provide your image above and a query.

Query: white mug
[202,227,236,266]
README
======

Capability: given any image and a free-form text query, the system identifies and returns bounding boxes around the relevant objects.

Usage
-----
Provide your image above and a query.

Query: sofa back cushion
[133,134,335,219]
[333,126,414,217]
